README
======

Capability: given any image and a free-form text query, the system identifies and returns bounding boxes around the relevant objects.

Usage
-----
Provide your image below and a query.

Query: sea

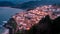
[0,7,25,34]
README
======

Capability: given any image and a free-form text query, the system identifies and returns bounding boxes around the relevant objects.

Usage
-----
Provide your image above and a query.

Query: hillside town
[12,5,60,31]
[4,5,60,34]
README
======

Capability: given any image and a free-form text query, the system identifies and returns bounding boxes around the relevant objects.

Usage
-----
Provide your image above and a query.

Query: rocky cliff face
[3,18,17,34]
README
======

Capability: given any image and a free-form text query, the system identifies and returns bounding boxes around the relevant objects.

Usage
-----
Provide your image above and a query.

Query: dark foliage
[52,16,60,34]
[24,15,60,34]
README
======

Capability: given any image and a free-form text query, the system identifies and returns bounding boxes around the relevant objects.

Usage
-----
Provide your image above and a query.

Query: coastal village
[12,5,60,31]
[4,5,60,34]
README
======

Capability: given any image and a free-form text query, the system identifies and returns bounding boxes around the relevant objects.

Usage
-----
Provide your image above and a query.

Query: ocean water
[0,7,25,34]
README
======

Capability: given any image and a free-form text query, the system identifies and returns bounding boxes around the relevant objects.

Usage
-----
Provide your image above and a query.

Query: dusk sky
[0,0,41,4]
[0,0,60,4]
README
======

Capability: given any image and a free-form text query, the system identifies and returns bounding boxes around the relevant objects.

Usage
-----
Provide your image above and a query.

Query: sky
[0,0,60,4]
[0,0,40,4]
